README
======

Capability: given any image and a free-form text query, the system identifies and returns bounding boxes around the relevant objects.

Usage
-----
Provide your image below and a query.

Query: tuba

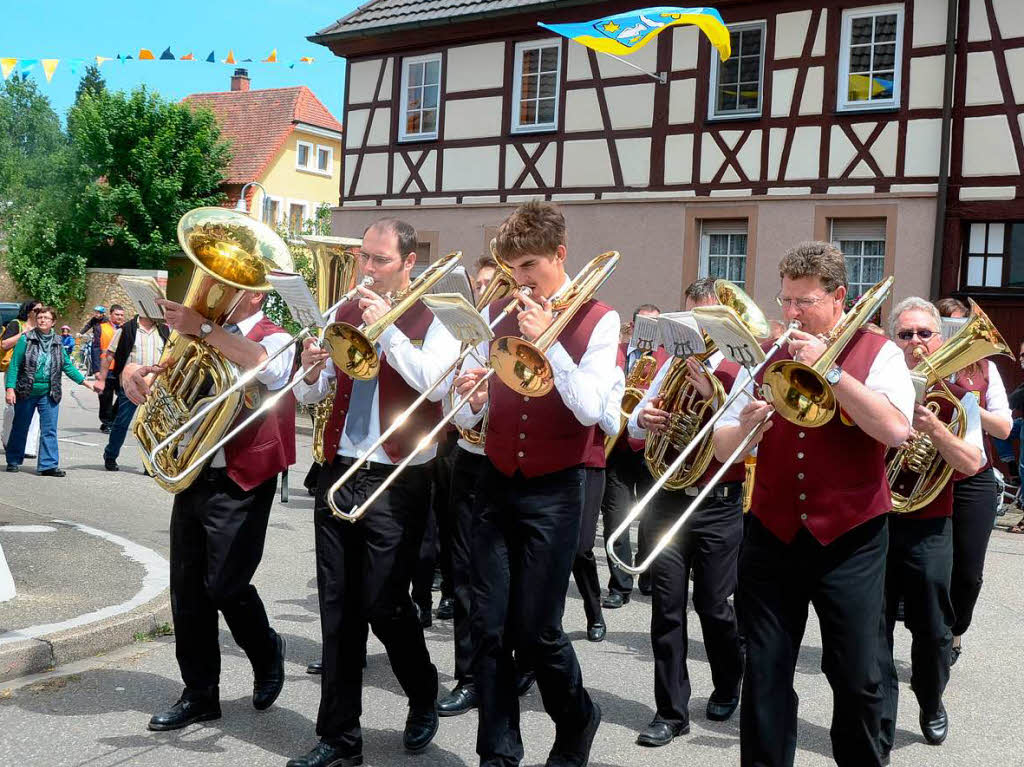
[604,348,659,458]
[644,280,768,490]
[134,207,294,493]
[301,235,361,464]
[888,299,1012,512]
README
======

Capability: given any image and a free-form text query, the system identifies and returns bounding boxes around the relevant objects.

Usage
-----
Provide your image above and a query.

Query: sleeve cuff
[546,342,575,378]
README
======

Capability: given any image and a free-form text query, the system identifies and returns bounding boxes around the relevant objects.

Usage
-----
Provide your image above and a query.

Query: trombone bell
[324,322,381,381]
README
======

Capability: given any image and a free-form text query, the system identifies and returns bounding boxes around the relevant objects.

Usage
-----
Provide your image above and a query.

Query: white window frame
[964,222,1010,289]
[295,140,313,170]
[260,194,283,228]
[708,21,767,121]
[830,219,887,299]
[286,199,310,236]
[699,221,749,288]
[315,144,333,175]
[399,53,442,143]
[837,3,904,113]
[511,38,562,134]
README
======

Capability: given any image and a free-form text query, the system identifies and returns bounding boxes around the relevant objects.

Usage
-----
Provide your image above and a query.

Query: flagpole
[600,52,667,84]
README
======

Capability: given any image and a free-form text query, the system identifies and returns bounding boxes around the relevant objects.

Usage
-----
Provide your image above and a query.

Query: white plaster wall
[965,52,1004,106]
[355,154,388,196]
[962,116,1021,176]
[366,107,391,147]
[348,59,385,103]
[617,138,652,187]
[904,119,943,177]
[913,0,947,47]
[605,83,656,130]
[669,79,696,124]
[909,56,946,109]
[442,146,500,191]
[775,10,812,59]
[565,88,604,132]
[446,42,505,91]
[562,140,615,187]
[444,96,503,140]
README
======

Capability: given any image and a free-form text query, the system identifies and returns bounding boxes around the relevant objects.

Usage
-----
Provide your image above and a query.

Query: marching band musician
[288,219,460,767]
[880,297,985,754]
[713,242,914,767]
[121,291,296,731]
[626,278,745,748]
[453,201,619,767]
[935,297,1013,667]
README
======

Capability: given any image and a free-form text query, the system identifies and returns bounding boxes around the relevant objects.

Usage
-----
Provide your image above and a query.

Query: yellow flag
[263,48,277,63]
[95,56,112,68]
[139,49,155,60]
[41,59,59,82]
[224,49,235,64]
[1,58,16,80]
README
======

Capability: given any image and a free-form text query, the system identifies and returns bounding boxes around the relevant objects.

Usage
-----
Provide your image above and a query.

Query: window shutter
[830,218,886,241]
[700,219,748,236]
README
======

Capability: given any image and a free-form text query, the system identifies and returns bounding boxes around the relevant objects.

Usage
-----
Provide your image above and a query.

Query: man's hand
[5,388,14,406]
[357,284,391,326]
[912,404,943,438]
[156,299,204,337]
[122,364,164,406]
[638,396,670,434]
[92,377,105,394]
[301,337,330,383]
[738,400,774,445]
[787,329,828,366]
[455,367,489,413]
[516,290,554,343]
[685,357,714,400]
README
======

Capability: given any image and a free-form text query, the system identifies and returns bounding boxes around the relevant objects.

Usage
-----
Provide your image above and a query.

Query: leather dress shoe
[403,704,439,752]
[436,596,455,620]
[253,631,286,710]
[416,603,432,628]
[547,701,601,766]
[587,621,606,642]
[306,660,323,675]
[148,689,221,731]
[920,703,948,745]
[706,692,739,721]
[105,458,119,471]
[438,683,477,716]
[601,592,629,609]
[516,670,536,697]
[636,719,688,747]
[287,740,363,767]
[6,465,18,472]
[40,468,66,477]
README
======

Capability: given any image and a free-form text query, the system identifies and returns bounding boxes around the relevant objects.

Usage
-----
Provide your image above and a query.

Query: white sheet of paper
[693,305,766,368]
[658,311,706,358]
[422,293,493,345]
[630,314,660,352]
[267,272,323,328]
[429,266,474,305]
[940,316,967,343]
[119,277,165,319]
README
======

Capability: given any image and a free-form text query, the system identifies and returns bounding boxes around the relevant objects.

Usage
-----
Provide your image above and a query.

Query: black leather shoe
[100,423,111,433]
[403,704,439,752]
[547,701,601,766]
[636,719,688,747]
[253,632,286,710]
[920,703,948,745]
[306,660,323,675]
[601,592,629,609]
[438,683,477,716]
[516,670,536,697]
[950,644,962,666]
[706,692,739,721]
[40,468,66,477]
[436,596,455,620]
[104,458,119,471]
[147,690,221,731]
[587,621,606,642]
[287,740,363,767]
[6,465,18,472]
[416,603,432,628]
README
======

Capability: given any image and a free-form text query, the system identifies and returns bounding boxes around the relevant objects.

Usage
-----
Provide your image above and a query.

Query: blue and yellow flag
[540,6,731,61]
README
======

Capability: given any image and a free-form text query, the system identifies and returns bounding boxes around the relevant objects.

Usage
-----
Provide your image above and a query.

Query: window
[709,22,765,119]
[296,141,312,169]
[963,222,1024,289]
[838,4,904,112]
[261,197,280,227]
[399,54,441,142]
[699,220,748,287]
[512,40,561,133]
[317,146,332,173]
[288,203,306,235]
[830,219,886,299]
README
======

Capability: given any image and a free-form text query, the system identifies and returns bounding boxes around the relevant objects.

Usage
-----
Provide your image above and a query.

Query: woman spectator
[2,299,42,456]
[4,306,96,476]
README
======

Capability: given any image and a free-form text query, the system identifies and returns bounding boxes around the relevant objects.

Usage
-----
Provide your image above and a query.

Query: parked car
[0,302,20,328]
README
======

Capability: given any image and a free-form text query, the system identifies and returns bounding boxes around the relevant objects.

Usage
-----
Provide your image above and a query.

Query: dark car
[0,302,20,328]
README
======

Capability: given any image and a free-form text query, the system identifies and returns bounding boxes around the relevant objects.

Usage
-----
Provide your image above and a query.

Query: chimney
[230,68,250,92]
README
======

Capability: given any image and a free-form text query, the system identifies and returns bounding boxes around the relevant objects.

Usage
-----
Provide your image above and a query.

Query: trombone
[328,250,621,522]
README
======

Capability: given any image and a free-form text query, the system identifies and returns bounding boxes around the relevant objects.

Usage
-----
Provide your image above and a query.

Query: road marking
[0,520,169,645]
[57,438,99,447]
[0,525,57,533]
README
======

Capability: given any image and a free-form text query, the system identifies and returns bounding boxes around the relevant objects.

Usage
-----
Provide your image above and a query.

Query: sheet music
[693,305,766,368]
[429,266,474,305]
[630,314,659,352]
[940,316,967,343]
[910,371,928,405]
[119,277,165,319]
[267,272,323,328]
[658,311,706,358]
[422,294,492,345]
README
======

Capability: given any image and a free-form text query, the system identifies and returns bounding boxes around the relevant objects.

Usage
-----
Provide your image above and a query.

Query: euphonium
[134,207,294,493]
[888,299,1012,512]
[604,348,659,458]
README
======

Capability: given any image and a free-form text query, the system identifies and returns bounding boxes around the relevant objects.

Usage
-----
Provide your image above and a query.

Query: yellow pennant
[95,56,112,68]
[41,58,59,82]
[138,49,155,60]
[1,58,16,80]
[262,48,277,63]
[299,56,314,63]
[223,49,235,64]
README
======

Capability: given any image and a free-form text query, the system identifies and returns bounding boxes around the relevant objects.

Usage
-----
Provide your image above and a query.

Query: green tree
[74,63,106,104]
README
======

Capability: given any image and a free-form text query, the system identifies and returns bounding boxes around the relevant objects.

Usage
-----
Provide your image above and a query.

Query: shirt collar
[234,310,264,337]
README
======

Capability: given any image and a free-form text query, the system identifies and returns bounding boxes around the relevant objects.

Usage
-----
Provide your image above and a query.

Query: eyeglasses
[775,293,831,310]
[896,329,936,341]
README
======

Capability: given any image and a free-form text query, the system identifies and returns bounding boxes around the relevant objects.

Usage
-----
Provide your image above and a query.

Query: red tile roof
[183,86,343,185]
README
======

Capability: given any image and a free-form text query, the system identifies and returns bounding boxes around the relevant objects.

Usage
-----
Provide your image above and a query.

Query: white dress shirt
[957,391,986,462]
[628,351,724,440]
[294,315,460,465]
[599,367,626,438]
[951,360,1013,432]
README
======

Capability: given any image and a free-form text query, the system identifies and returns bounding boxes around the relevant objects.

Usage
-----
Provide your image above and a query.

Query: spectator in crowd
[5,306,97,476]
[60,325,76,355]
[91,304,126,432]
[2,299,42,458]
[80,305,107,376]
[472,255,498,298]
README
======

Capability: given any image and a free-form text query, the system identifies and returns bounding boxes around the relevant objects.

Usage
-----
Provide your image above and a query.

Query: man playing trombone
[453,201,619,767]
[289,219,460,767]
[713,242,914,767]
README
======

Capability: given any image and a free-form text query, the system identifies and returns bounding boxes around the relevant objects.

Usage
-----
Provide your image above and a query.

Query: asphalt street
[1,388,1023,766]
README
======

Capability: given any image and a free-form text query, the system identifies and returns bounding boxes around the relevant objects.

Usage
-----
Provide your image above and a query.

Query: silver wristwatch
[197,321,214,340]
[824,365,843,386]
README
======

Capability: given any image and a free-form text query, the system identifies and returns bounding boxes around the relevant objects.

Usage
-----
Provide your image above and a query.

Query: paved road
[1,391,1023,766]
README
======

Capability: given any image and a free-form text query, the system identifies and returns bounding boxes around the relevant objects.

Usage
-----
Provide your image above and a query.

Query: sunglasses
[896,329,936,341]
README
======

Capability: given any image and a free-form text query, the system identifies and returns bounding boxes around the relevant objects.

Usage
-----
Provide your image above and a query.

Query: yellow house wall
[252,130,342,230]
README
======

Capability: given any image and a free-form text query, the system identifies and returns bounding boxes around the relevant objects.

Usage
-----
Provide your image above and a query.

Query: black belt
[334,454,398,474]
[682,480,742,499]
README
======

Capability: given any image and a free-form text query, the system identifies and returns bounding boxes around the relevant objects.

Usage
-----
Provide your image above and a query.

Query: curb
[0,589,172,683]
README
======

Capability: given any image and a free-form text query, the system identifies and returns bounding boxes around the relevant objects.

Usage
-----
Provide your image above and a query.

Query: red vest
[696,359,747,487]
[889,381,969,520]
[615,343,672,454]
[954,362,993,472]
[224,316,297,491]
[320,299,442,464]
[751,329,894,545]
[485,298,612,478]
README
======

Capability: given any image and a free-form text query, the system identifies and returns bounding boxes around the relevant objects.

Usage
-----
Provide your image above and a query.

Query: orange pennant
[180,52,194,61]
[299,56,314,63]
[138,49,155,60]
[262,48,277,63]
[223,49,235,64]
[41,59,59,82]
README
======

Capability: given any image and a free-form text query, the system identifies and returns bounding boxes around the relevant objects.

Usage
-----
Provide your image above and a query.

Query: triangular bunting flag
[263,48,277,63]
[159,47,175,60]
[95,56,111,68]
[1,58,16,80]
[299,56,314,63]
[180,52,194,61]
[139,49,155,60]
[19,58,38,76]
[223,49,235,64]
[241,57,252,63]
[41,59,59,82]
[287,60,295,69]
[69,57,85,76]
[205,51,215,63]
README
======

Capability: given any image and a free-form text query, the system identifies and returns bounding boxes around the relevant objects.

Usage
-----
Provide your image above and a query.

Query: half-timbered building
[310,0,1024,381]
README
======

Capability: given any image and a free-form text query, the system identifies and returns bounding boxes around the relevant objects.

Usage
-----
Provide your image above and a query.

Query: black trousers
[739,514,889,767]
[169,468,277,693]
[471,462,594,766]
[449,445,487,684]
[571,466,606,626]
[412,431,457,609]
[601,447,654,596]
[649,483,743,729]
[314,457,439,750]
[98,373,119,426]
[879,515,953,755]
[951,468,998,636]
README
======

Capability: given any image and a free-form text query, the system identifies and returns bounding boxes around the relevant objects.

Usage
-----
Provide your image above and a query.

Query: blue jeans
[7,395,60,471]
[103,391,138,462]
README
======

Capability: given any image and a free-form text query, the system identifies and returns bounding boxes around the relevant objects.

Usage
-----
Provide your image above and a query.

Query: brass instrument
[135,207,294,493]
[888,299,1012,512]
[741,456,756,513]
[644,280,768,489]
[604,349,659,458]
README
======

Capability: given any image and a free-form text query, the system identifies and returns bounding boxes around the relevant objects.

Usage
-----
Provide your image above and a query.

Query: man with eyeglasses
[714,241,914,767]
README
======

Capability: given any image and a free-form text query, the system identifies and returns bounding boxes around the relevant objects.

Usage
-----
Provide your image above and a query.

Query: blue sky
[1,0,365,121]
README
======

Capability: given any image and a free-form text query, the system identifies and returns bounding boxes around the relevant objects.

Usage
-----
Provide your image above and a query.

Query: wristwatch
[824,365,843,386]
[197,321,214,340]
